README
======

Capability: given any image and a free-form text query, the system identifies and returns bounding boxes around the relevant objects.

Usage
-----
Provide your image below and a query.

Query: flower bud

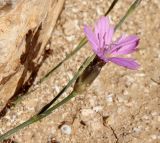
[74,56,105,94]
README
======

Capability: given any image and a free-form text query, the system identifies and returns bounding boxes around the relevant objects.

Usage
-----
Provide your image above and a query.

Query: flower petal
[95,16,114,47]
[105,25,114,45]
[110,35,139,55]
[84,25,99,52]
[116,35,139,46]
[109,57,140,70]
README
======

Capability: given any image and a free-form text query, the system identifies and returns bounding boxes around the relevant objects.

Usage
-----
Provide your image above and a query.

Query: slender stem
[40,91,77,117]
[10,38,87,107]
[105,0,119,16]
[0,116,37,142]
[0,54,95,141]
[38,37,87,83]
[38,55,96,114]
[0,91,77,142]
[115,0,142,31]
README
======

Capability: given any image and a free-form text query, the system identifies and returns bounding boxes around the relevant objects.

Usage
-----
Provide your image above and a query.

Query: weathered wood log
[0,0,65,113]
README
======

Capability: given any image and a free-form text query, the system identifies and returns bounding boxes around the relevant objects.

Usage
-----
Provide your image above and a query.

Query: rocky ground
[0,0,160,143]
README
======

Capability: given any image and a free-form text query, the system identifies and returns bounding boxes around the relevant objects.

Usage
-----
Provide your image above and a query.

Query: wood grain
[0,0,65,111]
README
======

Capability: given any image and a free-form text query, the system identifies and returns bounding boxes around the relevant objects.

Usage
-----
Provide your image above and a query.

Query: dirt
[0,0,160,143]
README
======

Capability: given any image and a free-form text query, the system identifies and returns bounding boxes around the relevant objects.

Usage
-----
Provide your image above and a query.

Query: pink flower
[84,16,140,70]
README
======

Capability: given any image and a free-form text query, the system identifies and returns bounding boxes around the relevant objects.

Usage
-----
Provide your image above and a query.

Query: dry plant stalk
[0,0,65,112]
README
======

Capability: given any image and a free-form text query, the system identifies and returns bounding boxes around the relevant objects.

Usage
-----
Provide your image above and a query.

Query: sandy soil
[0,0,160,143]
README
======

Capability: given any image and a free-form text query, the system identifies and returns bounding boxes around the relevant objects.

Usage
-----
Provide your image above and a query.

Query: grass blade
[0,55,95,141]
[38,55,95,114]
[105,0,119,16]
[115,0,142,30]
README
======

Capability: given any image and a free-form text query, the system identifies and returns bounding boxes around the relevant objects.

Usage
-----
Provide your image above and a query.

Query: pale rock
[81,108,94,117]
[133,127,141,133]
[105,94,113,104]
[93,106,103,112]
[61,124,72,135]
[107,115,116,125]
[151,134,157,140]
[90,120,103,131]
[63,20,79,35]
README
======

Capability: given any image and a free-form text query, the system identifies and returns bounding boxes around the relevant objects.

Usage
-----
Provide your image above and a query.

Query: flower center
[104,43,118,58]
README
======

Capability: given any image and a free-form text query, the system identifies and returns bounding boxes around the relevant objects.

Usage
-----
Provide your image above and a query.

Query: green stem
[38,37,87,83]
[0,54,95,141]
[115,0,142,30]
[0,91,77,142]
[105,0,119,16]
[40,91,77,117]
[38,55,96,114]
[10,38,87,107]
[0,117,36,142]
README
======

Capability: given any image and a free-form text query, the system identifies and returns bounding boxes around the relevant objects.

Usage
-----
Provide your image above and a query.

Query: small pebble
[81,109,94,116]
[93,106,103,112]
[105,94,113,104]
[151,134,157,140]
[133,127,141,133]
[61,124,72,135]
